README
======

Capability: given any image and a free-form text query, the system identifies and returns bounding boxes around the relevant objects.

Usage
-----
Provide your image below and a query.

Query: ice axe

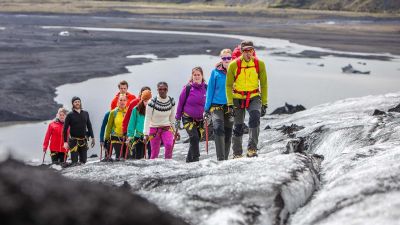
[205,119,209,155]
[42,151,46,164]
[100,144,103,161]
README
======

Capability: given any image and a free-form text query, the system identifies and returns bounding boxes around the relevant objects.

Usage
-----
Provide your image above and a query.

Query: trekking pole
[124,138,135,160]
[144,139,148,159]
[171,126,180,151]
[100,144,103,161]
[205,119,209,155]
[119,137,125,160]
[42,151,46,164]
[107,141,113,161]
[64,150,68,163]
[143,135,153,159]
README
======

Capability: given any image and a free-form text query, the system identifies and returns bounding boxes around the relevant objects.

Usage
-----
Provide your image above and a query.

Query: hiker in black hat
[63,96,95,164]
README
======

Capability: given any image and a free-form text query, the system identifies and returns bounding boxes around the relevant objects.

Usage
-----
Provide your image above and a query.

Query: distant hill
[263,0,400,12]
[120,0,400,13]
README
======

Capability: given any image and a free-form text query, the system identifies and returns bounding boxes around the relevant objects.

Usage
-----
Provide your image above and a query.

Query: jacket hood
[215,62,227,74]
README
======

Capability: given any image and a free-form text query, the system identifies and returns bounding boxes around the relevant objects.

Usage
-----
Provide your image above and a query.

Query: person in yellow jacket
[226,40,268,158]
[105,94,128,161]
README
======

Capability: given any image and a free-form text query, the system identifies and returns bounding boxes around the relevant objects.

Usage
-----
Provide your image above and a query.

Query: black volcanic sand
[0,12,399,122]
[0,14,239,121]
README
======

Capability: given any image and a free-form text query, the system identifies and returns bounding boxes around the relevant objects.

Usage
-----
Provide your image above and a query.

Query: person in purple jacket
[175,66,207,162]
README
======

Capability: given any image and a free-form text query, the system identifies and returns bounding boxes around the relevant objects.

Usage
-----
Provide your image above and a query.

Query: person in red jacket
[110,80,136,110]
[122,86,151,135]
[43,108,68,164]
[231,44,256,60]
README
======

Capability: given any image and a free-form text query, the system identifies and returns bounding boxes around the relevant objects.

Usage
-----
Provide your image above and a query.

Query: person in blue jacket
[100,111,110,160]
[204,48,234,161]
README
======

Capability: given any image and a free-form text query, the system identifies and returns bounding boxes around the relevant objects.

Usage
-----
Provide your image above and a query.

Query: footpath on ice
[57,92,400,225]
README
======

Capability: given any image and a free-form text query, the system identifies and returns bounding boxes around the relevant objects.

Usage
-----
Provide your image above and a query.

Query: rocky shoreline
[0,11,399,122]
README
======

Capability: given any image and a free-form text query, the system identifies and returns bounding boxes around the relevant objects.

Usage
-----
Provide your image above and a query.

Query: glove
[90,138,95,148]
[261,104,268,117]
[227,105,235,118]
[174,131,181,141]
[203,111,211,124]
[174,119,181,130]
[203,111,210,119]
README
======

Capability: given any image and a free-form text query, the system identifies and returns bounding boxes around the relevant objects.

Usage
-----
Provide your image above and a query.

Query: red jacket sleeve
[110,95,118,110]
[122,98,140,134]
[43,122,53,150]
[127,93,137,106]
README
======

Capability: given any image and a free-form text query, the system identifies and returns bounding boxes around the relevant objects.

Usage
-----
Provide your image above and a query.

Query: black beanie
[71,96,81,104]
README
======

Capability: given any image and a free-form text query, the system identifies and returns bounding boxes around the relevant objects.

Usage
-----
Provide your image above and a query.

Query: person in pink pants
[148,127,174,159]
[143,81,178,159]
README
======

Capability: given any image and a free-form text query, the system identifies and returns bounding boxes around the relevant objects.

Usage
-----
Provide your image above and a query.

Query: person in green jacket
[127,90,152,159]
[226,40,268,158]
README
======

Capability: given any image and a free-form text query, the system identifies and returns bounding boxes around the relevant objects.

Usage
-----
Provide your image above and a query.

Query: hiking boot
[233,154,243,159]
[246,149,258,158]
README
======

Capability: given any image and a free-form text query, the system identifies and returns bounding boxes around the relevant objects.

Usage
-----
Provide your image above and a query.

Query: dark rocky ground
[0,11,399,122]
[0,158,188,225]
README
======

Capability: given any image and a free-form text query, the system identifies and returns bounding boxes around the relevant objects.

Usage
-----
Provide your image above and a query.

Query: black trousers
[111,136,127,160]
[132,137,152,159]
[68,138,88,163]
[183,116,202,163]
[50,151,65,164]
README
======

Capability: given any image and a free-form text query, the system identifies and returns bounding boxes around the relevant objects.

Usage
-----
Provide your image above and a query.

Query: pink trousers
[149,127,174,159]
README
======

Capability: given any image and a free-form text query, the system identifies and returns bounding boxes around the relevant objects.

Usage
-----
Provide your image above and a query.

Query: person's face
[119,84,128,94]
[58,112,66,122]
[220,53,232,68]
[192,70,203,84]
[158,84,168,98]
[118,96,127,108]
[72,100,81,109]
[242,48,254,61]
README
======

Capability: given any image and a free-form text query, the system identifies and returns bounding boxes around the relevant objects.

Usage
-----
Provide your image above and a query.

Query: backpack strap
[234,57,260,81]
[234,58,242,81]
[181,84,191,115]
[254,57,259,74]
[151,96,157,116]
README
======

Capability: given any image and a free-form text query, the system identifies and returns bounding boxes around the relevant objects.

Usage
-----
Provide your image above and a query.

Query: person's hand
[100,141,104,147]
[91,138,95,148]
[143,135,149,143]
[43,148,47,153]
[174,119,181,131]
[174,132,181,141]
[203,111,211,124]
[261,104,268,117]
[227,105,235,118]
[63,142,69,150]
[126,137,132,144]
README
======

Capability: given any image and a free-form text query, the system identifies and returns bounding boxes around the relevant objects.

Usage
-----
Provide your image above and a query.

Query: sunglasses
[242,49,254,53]
[221,57,232,61]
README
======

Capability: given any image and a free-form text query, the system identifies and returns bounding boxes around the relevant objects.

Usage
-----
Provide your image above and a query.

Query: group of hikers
[42,40,268,165]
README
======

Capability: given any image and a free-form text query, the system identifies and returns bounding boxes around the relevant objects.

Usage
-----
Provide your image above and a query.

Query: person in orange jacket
[110,80,136,110]
[43,108,69,164]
